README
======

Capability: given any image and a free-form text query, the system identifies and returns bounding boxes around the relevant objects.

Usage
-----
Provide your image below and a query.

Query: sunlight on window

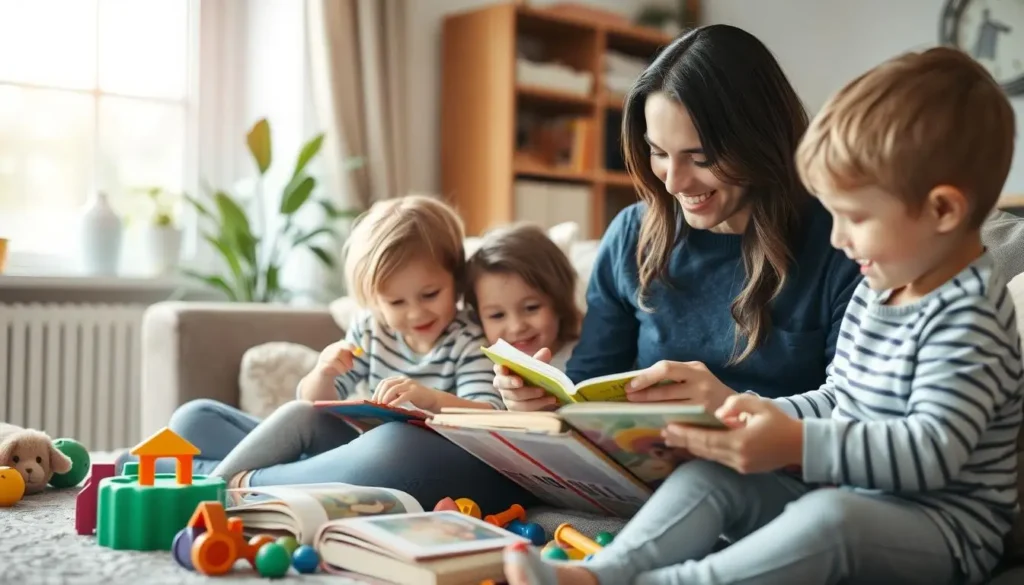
[0,0,191,264]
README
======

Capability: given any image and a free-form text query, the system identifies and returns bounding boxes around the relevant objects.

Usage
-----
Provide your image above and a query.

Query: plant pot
[139,225,182,276]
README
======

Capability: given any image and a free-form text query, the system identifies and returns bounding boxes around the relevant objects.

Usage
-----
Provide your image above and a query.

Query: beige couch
[138,241,1024,583]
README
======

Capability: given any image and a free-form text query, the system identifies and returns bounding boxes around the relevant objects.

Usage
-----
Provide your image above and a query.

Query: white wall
[703,0,1024,195]
[404,0,671,195]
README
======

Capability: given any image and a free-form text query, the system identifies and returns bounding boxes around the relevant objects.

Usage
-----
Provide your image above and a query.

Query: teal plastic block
[95,473,226,551]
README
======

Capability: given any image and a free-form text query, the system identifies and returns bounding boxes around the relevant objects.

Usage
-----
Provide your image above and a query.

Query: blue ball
[292,545,320,574]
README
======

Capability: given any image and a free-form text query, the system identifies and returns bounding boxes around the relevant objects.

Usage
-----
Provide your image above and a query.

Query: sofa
[139,228,1024,584]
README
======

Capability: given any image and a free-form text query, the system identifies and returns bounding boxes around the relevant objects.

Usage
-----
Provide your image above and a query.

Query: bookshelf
[440,2,680,238]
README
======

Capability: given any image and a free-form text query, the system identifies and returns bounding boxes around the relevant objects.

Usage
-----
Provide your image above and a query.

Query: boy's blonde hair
[464,223,581,343]
[342,195,466,307]
[796,46,1015,227]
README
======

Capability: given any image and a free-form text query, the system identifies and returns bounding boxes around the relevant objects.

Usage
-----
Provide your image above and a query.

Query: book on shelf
[426,402,727,516]
[315,510,528,585]
[225,482,426,545]
[315,399,431,433]
[481,339,645,403]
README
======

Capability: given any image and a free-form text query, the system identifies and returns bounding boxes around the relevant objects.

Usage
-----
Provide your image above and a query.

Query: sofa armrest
[140,301,343,438]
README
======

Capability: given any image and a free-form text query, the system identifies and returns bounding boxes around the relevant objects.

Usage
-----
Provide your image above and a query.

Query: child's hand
[315,340,362,378]
[372,377,445,411]
[661,394,803,474]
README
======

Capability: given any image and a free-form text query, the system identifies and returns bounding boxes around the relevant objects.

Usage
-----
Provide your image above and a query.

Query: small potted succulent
[137,186,183,276]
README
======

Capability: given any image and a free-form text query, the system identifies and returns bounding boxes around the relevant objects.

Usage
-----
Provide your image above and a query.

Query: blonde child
[208,194,503,488]
[503,48,1021,585]
[465,223,582,375]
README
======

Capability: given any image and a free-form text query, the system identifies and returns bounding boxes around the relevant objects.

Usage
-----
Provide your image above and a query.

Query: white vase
[78,191,123,276]
[139,225,182,276]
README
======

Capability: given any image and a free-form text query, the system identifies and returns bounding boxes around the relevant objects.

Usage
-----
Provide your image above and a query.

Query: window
[0,0,196,272]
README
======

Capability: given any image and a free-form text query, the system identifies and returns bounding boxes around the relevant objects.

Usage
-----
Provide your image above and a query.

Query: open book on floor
[315,511,527,585]
[225,482,424,545]
[481,339,646,403]
[426,402,727,516]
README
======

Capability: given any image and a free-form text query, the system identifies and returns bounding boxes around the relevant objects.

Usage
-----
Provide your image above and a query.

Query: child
[208,194,503,488]
[465,223,582,372]
[503,47,1021,585]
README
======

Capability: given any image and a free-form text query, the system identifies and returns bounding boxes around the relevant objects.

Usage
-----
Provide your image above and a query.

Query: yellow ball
[454,497,481,519]
[0,466,25,506]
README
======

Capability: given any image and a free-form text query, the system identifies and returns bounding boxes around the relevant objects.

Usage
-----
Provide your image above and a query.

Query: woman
[497,23,860,412]
[126,24,858,514]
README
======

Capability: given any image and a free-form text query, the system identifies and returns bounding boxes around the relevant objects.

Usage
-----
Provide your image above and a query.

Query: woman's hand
[372,377,447,412]
[493,348,559,412]
[661,394,803,474]
[626,360,736,411]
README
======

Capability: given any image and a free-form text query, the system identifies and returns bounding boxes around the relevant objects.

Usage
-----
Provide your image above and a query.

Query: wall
[700,0,1024,195]
[404,0,672,195]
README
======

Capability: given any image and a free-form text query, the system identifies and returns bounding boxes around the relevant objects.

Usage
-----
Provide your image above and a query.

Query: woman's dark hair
[623,24,810,364]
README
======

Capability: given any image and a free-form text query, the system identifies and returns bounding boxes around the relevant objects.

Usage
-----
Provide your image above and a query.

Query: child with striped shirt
[504,48,1022,585]
[211,195,501,488]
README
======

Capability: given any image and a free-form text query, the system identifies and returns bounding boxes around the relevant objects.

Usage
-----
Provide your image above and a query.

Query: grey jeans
[583,459,960,585]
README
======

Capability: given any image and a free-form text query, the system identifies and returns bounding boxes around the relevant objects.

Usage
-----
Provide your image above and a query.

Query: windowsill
[0,273,201,292]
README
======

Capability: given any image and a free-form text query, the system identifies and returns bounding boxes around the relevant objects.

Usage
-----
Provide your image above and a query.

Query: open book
[427,402,727,514]
[315,399,432,433]
[481,339,645,403]
[225,482,423,545]
[315,511,527,585]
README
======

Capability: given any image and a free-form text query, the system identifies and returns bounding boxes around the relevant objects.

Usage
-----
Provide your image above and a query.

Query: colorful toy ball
[49,438,90,488]
[255,542,291,578]
[594,531,614,546]
[275,535,299,556]
[540,544,569,561]
[292,545,320,573]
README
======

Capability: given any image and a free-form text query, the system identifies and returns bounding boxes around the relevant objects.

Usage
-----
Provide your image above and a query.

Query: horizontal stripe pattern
[326,309,503,409]
[776,255,1022,582]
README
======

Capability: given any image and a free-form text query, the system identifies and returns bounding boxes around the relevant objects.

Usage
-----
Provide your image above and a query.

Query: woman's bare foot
[503,542,599,585]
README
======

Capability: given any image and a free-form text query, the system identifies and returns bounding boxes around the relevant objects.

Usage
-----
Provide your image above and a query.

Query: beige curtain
[306,0,408,210]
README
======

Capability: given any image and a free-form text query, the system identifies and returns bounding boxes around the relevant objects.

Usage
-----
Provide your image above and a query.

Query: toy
[455,497,481,518]
[75,462,116,535]
[484,503,526,527]
[275,535,299,556]
[554,523,604,557]
[0,465,26,506]
[506,519,546,546]
[594,531,614,546]
[292,545,320,573]
[540,544,570,561]
[255,542,291,578]
[49,438,91,488]
[96,428,226,551]
[172,501,276,575]
[0,422,73,494]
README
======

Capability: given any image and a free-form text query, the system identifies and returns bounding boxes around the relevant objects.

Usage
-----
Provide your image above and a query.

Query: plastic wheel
[191,532,238,575]
[171,526,205,571]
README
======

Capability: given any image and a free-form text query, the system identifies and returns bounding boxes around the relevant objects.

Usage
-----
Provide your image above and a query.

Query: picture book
[225,482,423,544]
[428,402,728,507]
[315,511,527,585]
[315,399,432,433]
[481,339,644,403]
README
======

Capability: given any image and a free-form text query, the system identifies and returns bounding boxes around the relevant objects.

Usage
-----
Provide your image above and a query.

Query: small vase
[78,191,123,276]
[139,225,182,276]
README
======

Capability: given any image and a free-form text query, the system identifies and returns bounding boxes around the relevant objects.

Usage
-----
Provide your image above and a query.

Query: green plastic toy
[255,543,291,578]
[49,438,90,488]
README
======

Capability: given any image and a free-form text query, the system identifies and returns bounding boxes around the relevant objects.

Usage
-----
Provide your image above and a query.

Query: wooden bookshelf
[440,2,675,238]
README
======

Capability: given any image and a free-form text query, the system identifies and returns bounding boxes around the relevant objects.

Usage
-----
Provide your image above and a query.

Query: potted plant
[182,118,362,303]
[135,186,184,276]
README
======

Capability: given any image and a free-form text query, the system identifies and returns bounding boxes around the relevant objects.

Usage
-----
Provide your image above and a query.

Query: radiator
[0,303,147,451]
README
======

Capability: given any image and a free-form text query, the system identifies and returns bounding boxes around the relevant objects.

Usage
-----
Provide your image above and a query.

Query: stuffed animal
[0,423,73,495]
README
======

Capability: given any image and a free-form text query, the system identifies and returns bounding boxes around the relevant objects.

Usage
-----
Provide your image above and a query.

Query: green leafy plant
[182,118,363,303]
[142,186,179,227]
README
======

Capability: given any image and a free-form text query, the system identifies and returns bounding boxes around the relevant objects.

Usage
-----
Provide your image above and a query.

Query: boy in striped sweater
[504,48,1021,585]
[211,195,502,488]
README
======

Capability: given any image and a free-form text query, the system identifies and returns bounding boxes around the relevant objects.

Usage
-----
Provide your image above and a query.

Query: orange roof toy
[129,427,201,486]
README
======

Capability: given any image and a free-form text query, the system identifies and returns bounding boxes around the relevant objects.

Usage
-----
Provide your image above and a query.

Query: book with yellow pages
[426,402,727,515]
[481,339,645,403]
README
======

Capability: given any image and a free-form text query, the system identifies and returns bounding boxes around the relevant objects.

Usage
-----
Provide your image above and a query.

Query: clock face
[941,0,1024,94]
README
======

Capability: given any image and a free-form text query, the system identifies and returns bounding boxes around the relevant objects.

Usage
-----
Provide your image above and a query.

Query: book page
[429,425,650,517]
[315,400,430,433]
[228,483,424,544]
[326,511,527,561]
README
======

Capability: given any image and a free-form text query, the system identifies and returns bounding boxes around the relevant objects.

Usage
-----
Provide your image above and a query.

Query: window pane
[0,86,94,256]
[98,0,189,100]
[0,0,97,89]
[97,97,185,218]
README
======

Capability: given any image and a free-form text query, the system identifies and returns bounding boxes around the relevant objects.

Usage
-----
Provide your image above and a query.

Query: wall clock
[940,0,1024,95]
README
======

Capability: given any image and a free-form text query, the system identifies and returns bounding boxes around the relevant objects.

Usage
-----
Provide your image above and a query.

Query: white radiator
[0,303,147,451]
